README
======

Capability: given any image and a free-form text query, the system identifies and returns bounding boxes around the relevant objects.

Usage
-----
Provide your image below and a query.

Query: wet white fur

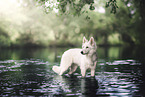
[52,37,97,77]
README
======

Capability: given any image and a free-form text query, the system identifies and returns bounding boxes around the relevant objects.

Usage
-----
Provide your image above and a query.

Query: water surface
[0,47,144,96]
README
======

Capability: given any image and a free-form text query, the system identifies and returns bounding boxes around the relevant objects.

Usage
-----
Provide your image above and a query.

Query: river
[0,46,145,96]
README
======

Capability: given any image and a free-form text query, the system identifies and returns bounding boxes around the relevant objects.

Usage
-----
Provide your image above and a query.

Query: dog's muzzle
[81,51,84,55]
[81,51,87,55]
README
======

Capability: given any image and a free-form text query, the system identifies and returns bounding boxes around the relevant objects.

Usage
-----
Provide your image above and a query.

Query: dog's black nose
[81,51,84,54]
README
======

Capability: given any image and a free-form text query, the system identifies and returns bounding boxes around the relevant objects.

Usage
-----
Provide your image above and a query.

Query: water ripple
[0,59,143,96]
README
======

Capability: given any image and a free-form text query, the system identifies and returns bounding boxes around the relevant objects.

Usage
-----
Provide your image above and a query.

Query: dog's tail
[52,66,61,74]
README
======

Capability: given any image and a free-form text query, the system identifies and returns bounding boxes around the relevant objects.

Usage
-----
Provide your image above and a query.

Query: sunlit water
[0,47,144,96]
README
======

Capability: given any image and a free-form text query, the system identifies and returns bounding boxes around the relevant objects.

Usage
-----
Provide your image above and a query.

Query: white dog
[52,37,97,77]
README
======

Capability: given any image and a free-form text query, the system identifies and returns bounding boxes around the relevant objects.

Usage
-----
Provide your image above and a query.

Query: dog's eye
[86,46,89,48]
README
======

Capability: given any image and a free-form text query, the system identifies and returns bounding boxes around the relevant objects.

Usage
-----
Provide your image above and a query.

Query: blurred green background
[0,0,145,48]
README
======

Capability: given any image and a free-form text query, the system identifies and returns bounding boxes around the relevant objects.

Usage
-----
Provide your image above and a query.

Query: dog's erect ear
[89,37,94,46]
[83,36,87,43]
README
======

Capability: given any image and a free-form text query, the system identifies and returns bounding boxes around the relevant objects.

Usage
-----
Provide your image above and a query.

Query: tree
[0,0,145,47]
[36,0,118,15]
[112,0,145,45]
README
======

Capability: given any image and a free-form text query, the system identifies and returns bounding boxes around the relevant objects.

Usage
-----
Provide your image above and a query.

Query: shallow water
[0,47,145,96]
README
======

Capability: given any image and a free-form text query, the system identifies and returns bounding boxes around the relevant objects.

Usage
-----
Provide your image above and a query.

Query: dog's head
[81,37,97,55]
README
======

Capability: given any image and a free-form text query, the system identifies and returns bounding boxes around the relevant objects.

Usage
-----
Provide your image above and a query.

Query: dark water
[0,47,145,96]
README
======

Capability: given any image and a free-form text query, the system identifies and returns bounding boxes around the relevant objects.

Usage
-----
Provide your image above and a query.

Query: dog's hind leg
[59,64,71,75]
[68,64,78,75]
[59,56,72,76]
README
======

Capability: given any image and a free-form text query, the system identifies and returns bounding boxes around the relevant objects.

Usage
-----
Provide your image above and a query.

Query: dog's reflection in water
[81,77,99,96]
[52,75,99,96]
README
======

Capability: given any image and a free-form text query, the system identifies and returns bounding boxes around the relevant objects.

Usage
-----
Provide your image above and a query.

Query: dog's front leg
[81,67,86,77]
[91,61,97,77]
[81,69,86,77]
[91,69,95,77]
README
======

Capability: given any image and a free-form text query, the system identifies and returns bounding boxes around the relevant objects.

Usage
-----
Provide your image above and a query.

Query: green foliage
[105,0,118,13]
[0,0,145,47]
[111,0,145,45]
[0,35,11,47]
[0,22,11,47]
[36,0,120,16]
[36,0,96,16]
